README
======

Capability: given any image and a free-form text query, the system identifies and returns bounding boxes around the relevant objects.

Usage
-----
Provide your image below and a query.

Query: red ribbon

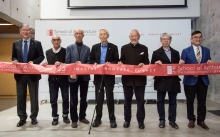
[0,62,220,76]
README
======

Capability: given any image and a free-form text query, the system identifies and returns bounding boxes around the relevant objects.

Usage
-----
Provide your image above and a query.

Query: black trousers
[123,86,145,123]
[157,91,177,122]
[69,76,89,122]
[16,75,39,120]
[95,81,116,122]
[49,80,69,118]
[184,76,208,122]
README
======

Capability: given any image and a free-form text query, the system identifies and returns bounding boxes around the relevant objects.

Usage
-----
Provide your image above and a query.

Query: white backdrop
[35,19,191,101]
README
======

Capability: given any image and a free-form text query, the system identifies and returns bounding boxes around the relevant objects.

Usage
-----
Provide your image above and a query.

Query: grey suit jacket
[66,42,90,82]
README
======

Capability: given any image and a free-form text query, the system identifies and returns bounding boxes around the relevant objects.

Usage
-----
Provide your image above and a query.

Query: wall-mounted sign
[68,0,187,9]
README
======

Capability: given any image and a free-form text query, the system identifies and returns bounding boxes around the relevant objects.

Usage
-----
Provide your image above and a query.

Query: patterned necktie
[196,47,201,63]
[23,41,28,63]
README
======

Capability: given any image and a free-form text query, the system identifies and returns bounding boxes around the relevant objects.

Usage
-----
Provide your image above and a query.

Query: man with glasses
[151,33,181,129]
[12,24,44,127]
[66,29,90,128]
[179,31,212,130]
[42,35,70,125]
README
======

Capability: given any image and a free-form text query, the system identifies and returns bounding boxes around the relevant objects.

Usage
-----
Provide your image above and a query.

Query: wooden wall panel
[0,38,19,96]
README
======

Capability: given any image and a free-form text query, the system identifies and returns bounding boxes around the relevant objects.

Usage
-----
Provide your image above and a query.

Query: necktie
[196,47,201,63]
[23,41,28,63]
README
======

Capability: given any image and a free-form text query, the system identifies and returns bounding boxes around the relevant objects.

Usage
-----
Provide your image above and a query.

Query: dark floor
[0,98,17,112]
[0,98,29,112]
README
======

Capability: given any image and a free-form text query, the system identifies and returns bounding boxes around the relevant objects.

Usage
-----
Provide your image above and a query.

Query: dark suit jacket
[120,43,149,86]
[90,42,119,86]
[11,39,45,81]
[66,42,90,82]
[181,45,211,86]
[151,47,181,92]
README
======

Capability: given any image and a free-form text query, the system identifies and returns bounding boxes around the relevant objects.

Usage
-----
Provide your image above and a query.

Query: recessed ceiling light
[0,23,13,25]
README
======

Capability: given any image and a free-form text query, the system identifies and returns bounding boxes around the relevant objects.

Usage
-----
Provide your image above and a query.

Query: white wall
[0,0,40,28]
[41,0,200,19]
[35,19,191,101]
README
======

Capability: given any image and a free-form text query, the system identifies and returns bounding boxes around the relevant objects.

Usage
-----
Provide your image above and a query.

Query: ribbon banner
[0,62,220,76]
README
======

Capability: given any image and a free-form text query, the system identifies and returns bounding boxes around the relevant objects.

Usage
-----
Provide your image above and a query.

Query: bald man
[119,29,149,129]
[42,35,70,125]
[66,29,90,128]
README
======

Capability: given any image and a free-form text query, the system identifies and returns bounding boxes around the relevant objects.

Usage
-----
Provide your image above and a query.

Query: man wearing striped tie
[179,31,212,130]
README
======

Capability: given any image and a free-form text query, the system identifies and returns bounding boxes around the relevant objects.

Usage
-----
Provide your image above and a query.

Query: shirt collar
[23,38,31,42]
[52,46,61,53]
[130,42,139,46]
[192,45,201,49]
[163,47,171,52]
[101,42,108,47]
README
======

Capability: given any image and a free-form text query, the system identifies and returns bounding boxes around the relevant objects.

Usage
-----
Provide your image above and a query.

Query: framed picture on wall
[67,0,187,9]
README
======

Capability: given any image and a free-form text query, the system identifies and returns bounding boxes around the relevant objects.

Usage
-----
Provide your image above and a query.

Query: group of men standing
[12,24,212,130]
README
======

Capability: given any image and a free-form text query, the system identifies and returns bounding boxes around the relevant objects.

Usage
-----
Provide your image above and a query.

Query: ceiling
[0,18,19,34]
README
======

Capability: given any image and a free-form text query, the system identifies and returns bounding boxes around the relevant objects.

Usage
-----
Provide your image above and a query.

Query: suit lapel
[73,44,79,60]
[18,40,23,58]
[97,44,101,63]
[80,44,85,60]
[170,47,178,63]
[158,47,170,63]
[105,43,112,61]
[201,46,205,63]
[28,39,34,60]
[190,45,198,63]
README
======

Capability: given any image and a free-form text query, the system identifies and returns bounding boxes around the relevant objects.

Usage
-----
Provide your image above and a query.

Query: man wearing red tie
[179,31,212,130]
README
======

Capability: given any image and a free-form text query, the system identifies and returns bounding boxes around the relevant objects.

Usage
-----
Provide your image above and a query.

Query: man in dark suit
[42,35,70,125]
[151,33,181,129]
[90,29,119,128]
[119,29,149,129]
[179,31,212,130]
[11,24,44,127]
[66,29,90,128]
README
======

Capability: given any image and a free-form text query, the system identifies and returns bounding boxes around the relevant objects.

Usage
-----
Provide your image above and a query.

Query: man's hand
[28,61,33,64]
[55,61,62,67]
[155,60,162,65]
[118,61,123,65]
[138,63,144,67]
[70,74,77,79]
[76,61,81,64]
[41,62,47,67]
[207,60,212,64]
[179,59,185,64]
[12,60,18,64]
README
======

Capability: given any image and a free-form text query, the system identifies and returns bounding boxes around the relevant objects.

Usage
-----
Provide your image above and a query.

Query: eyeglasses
[52,39,61,42]
[75,33,83,35]
[161,38,171,41]
[193,36,202,39]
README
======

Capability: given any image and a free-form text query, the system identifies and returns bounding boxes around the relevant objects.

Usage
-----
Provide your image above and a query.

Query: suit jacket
[120,43,149,86]
[151,47,181,92]
[181,45,211,86]
[66,42,90,82]
[11,39,45,81]
[90,42,119,86]
[46,47,68,81]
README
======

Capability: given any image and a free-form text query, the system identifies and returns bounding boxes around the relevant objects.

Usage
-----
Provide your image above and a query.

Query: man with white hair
[119,29,149,129]
[90,29,119,128]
